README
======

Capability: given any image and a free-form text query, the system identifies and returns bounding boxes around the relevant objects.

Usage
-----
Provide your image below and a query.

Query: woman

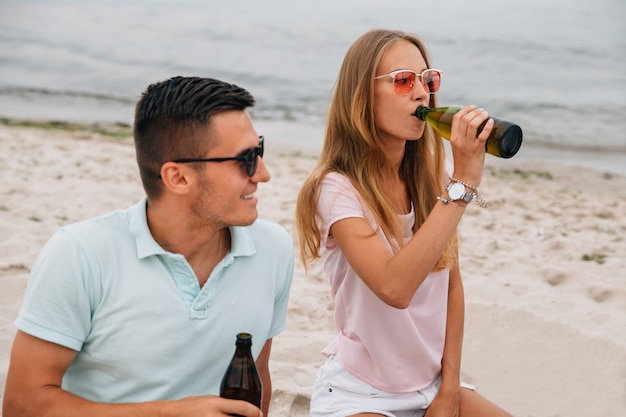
[295,29,512,417]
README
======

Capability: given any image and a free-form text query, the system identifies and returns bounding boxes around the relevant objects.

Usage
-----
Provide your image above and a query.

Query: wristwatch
[446,182,474,203]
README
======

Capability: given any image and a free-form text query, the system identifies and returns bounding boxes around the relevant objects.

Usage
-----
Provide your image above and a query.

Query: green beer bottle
[415,105,523,158]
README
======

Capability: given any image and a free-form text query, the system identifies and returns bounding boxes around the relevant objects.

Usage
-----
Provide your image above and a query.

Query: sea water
[1,0,624,163]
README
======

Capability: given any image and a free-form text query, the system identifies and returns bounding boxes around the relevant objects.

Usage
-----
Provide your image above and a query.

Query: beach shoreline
[3,117,626,177]
[0,122,625,417]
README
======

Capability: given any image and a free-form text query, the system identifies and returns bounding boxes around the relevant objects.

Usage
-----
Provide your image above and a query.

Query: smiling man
[3,76,294,417]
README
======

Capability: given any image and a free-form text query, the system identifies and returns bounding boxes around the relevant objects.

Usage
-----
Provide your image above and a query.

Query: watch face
[447,182,465,200]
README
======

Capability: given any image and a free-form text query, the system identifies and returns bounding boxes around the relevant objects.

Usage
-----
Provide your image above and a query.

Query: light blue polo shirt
[16,197,294,402]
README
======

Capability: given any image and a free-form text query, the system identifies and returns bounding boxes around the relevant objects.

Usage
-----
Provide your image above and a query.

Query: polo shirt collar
[128,197,256,259]
[228,224,256,258]
[129,197,166,259]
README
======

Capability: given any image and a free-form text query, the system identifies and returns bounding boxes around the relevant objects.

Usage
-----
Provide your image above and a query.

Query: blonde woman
[296,29,511,417]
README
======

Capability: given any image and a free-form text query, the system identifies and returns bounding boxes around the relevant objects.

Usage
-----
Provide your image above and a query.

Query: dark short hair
[133,76,255,200]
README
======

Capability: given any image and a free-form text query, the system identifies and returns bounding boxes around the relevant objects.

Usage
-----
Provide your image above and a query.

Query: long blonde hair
[295,29,457,271]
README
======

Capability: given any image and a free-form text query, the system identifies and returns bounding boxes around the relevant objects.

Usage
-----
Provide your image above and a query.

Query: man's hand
[163,395,263,417]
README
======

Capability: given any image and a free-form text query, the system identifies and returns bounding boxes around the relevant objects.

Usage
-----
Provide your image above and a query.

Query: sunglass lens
[393,71,417,95]
[243,137,264,177]
[423,70,441,93]
[246,149,257,177]
[258,137,264,158]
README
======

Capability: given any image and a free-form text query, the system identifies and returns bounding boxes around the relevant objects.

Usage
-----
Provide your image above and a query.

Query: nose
[411,79,429,101]
[251,156,270,183]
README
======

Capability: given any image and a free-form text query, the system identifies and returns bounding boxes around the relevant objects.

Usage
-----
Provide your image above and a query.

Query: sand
[0,122,624,417]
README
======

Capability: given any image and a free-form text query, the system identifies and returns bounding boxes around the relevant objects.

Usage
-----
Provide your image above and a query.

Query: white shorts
[309,355,441,417]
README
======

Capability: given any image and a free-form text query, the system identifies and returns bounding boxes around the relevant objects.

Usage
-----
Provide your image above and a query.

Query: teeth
[241,194,254,200]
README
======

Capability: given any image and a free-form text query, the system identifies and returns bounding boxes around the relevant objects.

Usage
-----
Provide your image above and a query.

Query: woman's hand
[424,385,460,417]
[449,105,493,187]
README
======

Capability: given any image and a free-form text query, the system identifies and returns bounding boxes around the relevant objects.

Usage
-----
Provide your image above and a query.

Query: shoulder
[64,209,130,238]
[318,171,363,206]
[321,171,354,189]
[318,171,360,201]
[64,210,128,234]
[246,218,293,247]
[45,207,135,259]
[235,220,294,282]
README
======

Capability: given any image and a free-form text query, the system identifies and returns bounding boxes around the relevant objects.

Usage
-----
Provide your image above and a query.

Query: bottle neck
[414,105,431,120]
[235,341,252,355]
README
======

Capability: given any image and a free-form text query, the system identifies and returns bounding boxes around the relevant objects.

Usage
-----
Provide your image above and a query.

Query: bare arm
[329,106,491,309]
[425,262,465,417]
[2,331,262,417]
[441,263,465,391]
[427,265,514,417]
[330,203,464,308]
[255,339,273,416]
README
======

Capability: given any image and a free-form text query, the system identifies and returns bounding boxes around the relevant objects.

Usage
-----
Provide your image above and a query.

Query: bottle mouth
[414,105,429,120]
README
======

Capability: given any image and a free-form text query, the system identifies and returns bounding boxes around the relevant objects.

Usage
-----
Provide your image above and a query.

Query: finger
[227,399,262,417]
[477,117,494,142]
[463,109,489,140]
[450,105,477,138]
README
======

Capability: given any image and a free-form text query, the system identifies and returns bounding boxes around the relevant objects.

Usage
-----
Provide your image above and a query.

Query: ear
[159,162,193,195]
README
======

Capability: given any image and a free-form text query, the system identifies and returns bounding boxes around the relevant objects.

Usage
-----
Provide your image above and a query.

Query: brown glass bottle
[414,105,523,158]
[220,333,263,416]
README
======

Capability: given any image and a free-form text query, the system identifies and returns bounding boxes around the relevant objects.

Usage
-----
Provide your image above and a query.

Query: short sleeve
[16,229,98,351]
[268,229,294,339]
[316,172,368,250]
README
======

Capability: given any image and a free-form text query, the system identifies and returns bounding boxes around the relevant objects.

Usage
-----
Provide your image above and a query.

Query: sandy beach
[0,122,624,417]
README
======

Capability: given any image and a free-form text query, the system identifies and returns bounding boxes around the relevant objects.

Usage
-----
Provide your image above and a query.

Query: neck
[379,162,409,214]
[146,200,229,283]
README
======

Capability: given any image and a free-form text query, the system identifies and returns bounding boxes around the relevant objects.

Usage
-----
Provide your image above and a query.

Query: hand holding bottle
[415,104,523,159]
[157,395,263,417]
[448,105,492,187]
[166,333,263,417]
[220,333,263,417]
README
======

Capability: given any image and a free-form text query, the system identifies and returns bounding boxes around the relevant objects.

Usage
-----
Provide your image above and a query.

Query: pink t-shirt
[316,172,449,393]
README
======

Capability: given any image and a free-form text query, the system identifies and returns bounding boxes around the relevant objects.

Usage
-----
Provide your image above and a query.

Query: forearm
[3,332,169,417]
[255,338,273,416]
[4,387,260,417]
[260,370,271,416]
[389,197,466,285]
[440,264,465,392]
[339,198,466,308]
[4,331,263,417]
[3,388,173,417]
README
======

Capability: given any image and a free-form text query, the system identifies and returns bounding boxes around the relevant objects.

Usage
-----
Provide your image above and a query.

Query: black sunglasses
[172,136,264,177]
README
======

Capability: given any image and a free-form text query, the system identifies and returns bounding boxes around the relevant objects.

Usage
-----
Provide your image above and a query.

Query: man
[3,76,294,417]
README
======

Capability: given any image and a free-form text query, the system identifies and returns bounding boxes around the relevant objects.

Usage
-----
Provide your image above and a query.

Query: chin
[235,212,259,227]
[411,124,426,139]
